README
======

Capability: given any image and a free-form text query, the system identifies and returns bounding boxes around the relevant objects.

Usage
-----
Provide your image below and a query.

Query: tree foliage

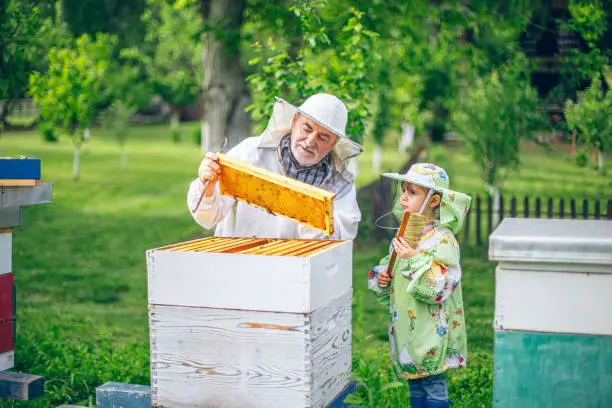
[60,0,146,48]
[565,74,612,174]
[451,55,546,193]
[246,1,378,143]
[29,33,115,178]
[138,0,203,112]
[0,0,70,128]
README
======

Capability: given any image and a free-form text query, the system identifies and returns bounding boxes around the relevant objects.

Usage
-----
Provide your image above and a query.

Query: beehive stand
[0,176,51,400]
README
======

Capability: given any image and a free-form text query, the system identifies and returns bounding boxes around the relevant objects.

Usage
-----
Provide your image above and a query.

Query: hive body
[147,237,353,408]
[489,219,612,408]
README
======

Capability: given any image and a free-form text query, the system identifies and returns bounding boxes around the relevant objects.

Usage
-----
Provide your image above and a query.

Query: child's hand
[377,268,393,288]
[393,237,419,259]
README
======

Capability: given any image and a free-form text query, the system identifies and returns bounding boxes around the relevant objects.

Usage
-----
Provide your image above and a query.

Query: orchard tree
[451,55,547,227]
[101,51,152,168]
[30,34,115,179]
[565,74,612,175]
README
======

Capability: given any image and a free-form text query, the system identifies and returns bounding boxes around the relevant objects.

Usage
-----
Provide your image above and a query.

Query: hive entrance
[159,237,342,257]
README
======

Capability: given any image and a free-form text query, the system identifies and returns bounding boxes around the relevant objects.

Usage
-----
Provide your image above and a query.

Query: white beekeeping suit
[187,94,364,240]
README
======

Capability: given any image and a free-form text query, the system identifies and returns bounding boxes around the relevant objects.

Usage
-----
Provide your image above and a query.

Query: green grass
[428,141,611,199]
[0,124,603,407]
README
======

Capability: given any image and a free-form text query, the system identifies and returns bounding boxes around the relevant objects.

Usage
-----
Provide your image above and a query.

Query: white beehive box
[489,218,612,408]
[146,237,353,408]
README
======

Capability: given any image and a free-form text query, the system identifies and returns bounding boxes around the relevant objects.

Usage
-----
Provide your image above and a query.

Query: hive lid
[489,218,612,266]
[216,153,335,236]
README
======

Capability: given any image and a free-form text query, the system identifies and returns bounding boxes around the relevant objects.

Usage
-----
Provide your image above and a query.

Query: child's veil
[374,164,473,235]
[373,178,407,231]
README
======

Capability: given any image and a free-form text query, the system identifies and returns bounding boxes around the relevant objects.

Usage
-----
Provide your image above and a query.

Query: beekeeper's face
[290,113,338,167]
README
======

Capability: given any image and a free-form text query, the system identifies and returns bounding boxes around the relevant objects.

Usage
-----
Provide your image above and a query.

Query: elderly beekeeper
[187,93,364,240]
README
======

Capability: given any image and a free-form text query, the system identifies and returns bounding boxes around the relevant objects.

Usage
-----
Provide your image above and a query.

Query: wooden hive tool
[191,153,336,236]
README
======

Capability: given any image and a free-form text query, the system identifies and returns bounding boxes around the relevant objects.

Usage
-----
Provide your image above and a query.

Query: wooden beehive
[489,219,612,408]
[216,154,335,236]
[147,237,353,408]
[0,231,14,372]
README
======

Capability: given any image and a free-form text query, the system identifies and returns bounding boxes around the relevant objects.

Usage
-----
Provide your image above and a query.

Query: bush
[38,123,59,143]
[171,128,181,143]
[574,150,588,168]
[192,126,201,146]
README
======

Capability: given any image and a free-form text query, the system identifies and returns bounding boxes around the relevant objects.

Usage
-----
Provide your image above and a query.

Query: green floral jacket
[368,223,467,379]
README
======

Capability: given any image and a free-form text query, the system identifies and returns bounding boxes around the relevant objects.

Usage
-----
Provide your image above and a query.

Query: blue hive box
[0,158,41,180]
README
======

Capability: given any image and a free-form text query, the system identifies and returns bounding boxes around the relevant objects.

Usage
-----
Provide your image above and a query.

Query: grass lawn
[0,124,604,407]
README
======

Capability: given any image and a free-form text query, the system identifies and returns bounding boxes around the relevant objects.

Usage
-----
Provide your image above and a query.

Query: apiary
[489,218,612,408]
[146,236,353,408]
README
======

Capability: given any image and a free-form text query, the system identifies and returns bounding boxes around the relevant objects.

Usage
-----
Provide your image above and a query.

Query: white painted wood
[0,184,52,208]
[150,292,352,408]
[0,233,11,275]
[495,266,612,336]
[498,261,611,274]
[490,219,612,267]
[0,351,14,372]
[147,240,352,314]
[310,291,352,407]
[150,305,309,408]
[309,241,352,316]
[0,207,21,229]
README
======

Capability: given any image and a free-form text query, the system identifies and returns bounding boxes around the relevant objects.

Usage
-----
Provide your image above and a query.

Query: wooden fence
[461,195,612,246]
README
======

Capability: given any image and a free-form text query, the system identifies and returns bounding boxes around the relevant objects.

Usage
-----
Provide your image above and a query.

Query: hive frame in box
[216,153,335,236]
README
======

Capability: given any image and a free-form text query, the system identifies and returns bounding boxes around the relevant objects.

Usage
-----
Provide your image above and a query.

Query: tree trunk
[201,121,211,154]
[598,149,605,175]
[170,113,180,142]
[486,183,501,228]
[399,122,415,152]
[372,145,382,172]
[121,147,127,169]
[73,144,81,180]
[0,100,12,129]
[201,0,251,153]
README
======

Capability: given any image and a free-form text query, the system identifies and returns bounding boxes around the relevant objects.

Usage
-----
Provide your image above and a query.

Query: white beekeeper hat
[261,93,364,162]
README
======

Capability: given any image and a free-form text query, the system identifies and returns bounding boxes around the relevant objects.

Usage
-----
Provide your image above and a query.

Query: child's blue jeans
[408,374,448,403]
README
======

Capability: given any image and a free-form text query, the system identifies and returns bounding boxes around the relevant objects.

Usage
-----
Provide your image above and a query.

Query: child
[368,163,471,408]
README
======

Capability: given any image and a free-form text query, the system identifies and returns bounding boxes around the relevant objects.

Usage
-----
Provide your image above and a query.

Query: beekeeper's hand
[377,268,393,288]
[198,152,220,197]
[393,237,419,259]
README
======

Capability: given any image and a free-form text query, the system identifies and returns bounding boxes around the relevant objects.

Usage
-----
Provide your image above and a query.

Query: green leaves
[140,0,203,109]
[246,3,378,144]
[565,74,612,173]
[451,55,546,190]
[29,33,116,142]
